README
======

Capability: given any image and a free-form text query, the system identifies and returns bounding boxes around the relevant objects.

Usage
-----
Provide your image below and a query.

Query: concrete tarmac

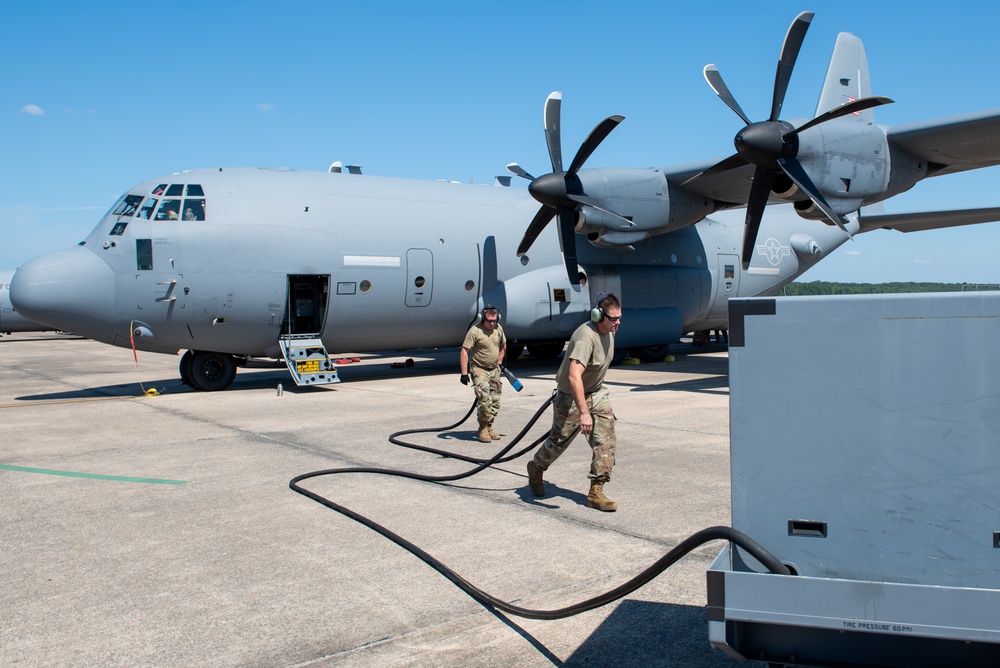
[1,332,761,667]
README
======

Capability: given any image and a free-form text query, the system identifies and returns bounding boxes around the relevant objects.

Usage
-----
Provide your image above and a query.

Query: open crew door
[279,275,340,386]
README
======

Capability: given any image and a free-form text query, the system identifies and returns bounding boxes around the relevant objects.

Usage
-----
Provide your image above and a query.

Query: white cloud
[19,104,45,116]
[844,250,862,256]
[910,258,933,265]
[257,103,274,112]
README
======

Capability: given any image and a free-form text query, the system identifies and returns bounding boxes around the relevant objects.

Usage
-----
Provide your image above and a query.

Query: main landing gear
[180,350,238,392]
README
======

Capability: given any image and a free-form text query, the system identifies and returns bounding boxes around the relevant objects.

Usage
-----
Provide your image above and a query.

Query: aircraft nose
[11,246,116,342]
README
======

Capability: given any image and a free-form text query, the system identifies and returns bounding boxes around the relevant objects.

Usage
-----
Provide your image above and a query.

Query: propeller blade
[777,157,852,238]
[704,65,751,126]
[544,92,563,173]
[566,115,625,175]
[505,162,535,181]
[566,194,635,227]
[556,209,580,286]
[770,11,814,122]
[680,152,748,186]
[742,168,775,266]
[516,205,556,256]
[788,96,894,137]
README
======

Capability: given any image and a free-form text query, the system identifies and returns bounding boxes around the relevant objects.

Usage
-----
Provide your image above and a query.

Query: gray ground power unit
[709,293,1000,667]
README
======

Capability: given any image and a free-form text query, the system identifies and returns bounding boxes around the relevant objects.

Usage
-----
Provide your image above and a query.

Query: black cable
[289,395,791,621]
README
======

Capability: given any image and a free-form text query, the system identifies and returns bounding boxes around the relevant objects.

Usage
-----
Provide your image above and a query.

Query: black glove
[460,374,470,386]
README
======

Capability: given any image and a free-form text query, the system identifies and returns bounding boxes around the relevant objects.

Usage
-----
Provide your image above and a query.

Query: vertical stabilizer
[815,32,873,121]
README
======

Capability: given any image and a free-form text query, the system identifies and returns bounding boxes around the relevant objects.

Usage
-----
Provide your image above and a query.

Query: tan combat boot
[526,460,545,497]
[488,424,500,440]
[477,422,492,443]
[586,479,617,512]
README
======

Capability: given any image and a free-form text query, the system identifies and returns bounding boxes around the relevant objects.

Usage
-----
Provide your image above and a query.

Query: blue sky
[6,1,1000,283]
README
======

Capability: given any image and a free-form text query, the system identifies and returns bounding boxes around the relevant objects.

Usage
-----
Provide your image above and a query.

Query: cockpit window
[182,199,206,221]
[155,199,181,221]
[110,222,128,236]
[112,194,144,217]
[137,197,158,219]
[110,185,204,222]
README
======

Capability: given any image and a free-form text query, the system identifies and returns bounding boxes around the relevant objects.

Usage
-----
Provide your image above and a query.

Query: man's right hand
[460,374,470,385]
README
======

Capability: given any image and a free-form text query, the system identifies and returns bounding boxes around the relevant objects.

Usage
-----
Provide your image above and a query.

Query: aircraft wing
[859,206,1000,233]
[665,159,760,206]
[887,108,1000,177]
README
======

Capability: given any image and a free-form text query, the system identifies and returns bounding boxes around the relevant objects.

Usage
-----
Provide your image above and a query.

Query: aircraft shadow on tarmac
[12,344,727,402]
[626,373,730,395]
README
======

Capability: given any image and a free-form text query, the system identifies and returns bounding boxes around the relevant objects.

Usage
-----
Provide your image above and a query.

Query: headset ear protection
[591,292,609,323]
[476,304,502,324]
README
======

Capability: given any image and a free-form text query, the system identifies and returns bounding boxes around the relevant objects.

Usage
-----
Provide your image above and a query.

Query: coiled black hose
[289,394,790,620]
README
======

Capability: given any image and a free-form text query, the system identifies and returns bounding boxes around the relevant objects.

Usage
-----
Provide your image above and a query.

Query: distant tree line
[781,281,1000,296]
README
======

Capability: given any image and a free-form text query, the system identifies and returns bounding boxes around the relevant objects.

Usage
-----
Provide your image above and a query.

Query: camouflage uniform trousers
[470,366,502,424]
[533,386,616,481]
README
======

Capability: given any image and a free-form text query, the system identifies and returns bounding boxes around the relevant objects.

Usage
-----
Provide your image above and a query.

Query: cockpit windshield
[111,183,206,223]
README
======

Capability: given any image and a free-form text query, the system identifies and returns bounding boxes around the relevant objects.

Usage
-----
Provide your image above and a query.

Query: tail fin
[815,32,874,122]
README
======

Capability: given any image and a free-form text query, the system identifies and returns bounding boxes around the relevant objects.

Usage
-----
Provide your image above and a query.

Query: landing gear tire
[188,351,237,391]
[179,350,195,386]
[632,344,670,364]
[527,342,564,360]
[611,347,628,366]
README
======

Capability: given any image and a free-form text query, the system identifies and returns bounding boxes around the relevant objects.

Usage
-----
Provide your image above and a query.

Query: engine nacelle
[793,195,864,223]
[586,230,650,249]
[574,168,715,241]
[793,199,825,221]
[575,205,634,236]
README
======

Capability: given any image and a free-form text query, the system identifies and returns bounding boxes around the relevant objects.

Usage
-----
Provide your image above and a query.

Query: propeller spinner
[508,92,625,286]
[698,11,893,267]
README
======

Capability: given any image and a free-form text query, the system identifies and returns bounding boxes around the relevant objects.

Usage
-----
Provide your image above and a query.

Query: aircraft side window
[724,264,735,279]
[137,197,158,219]
[109,222,128,236]
[155,199,181,221]
[136,239,153,270]
[186,184,204,196]
[112,194,143,217]
[182,198,205,221]
[165,184,184,196]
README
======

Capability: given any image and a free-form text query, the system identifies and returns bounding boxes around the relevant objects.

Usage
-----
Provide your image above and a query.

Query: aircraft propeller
[507,92,626,286]
[693,11,893,267]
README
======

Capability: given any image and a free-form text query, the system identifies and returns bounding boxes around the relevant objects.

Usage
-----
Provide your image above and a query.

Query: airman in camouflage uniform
[460,305,506,443]
[527,292,622,511]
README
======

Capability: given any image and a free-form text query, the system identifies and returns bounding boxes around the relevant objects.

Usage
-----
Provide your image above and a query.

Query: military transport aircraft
[1,270,54,336]
[11,12,1000,390]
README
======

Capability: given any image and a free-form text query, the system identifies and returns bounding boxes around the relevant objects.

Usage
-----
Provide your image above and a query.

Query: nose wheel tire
[185,350,237,391]
[632,344,670,364]
[179,350,195,386]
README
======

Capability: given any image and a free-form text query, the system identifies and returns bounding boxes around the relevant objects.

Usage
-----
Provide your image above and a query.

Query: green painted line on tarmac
[0,464,188,485]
